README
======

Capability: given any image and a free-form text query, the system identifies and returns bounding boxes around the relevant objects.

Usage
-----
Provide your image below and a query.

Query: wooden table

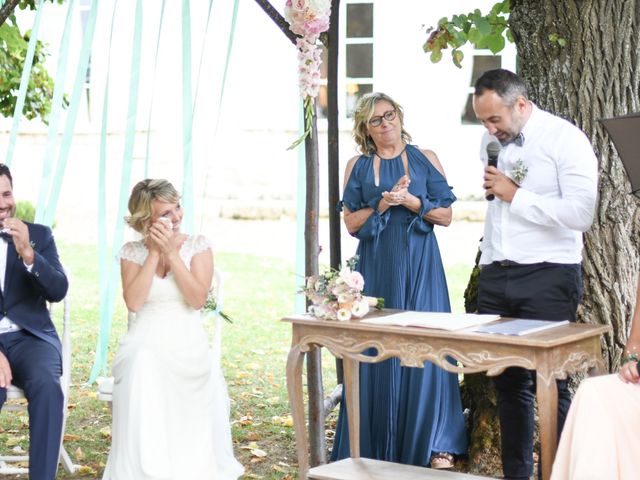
[284,310,610,480]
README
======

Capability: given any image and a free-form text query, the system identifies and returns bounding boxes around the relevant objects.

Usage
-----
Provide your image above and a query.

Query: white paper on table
[471,319,570,336]
[360,311,500,331]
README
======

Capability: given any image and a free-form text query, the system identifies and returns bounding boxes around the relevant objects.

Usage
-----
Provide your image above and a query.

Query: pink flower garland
[284,0,331,149]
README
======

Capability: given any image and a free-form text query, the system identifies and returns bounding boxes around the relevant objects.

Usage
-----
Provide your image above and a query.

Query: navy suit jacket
[1,222,68,358]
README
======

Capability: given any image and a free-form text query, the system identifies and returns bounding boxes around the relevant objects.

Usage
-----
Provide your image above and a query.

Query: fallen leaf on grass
[245,432,260,441]
[271,415,293,427]
[238,415,253,426]
[6,434,26,446]
[251,448,267,458]
[76,465,97,476]
[75,447,85,461]
[272,464,288,473]
[100,426,111,438]
[64,434,81,442]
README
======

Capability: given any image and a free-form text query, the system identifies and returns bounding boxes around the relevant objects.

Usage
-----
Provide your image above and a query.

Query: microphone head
[486,141,501,158]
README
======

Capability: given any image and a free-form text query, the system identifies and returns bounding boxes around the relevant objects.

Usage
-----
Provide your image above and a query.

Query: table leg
[286,347,308,478]
[342,355,360,458]
[536,372,558,480]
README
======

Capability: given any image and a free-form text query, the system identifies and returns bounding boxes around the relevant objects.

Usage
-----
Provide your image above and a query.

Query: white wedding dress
[102,235,244,480]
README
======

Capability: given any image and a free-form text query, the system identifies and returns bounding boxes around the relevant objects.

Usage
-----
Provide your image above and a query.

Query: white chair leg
[59,446,76,474]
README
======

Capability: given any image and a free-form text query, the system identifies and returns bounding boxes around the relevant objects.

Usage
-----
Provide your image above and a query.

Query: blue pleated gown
[331,144,468,466]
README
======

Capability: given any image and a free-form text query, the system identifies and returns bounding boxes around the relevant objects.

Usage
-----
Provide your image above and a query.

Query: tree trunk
[464,1,640,475]
[304,102,325,466]
[510,0,640,368]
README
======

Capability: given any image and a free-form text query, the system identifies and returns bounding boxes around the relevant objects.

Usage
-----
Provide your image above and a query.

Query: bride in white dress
[102,179,244,480]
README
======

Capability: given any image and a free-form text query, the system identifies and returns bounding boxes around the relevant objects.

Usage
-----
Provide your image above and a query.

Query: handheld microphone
[486,141,501,201]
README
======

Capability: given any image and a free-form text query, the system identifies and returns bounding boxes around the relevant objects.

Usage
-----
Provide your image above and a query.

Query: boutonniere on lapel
[29,240,36,249]
[510,159,528,185]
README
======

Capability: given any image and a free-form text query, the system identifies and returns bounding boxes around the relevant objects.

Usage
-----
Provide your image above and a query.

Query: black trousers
[477,262,583,480]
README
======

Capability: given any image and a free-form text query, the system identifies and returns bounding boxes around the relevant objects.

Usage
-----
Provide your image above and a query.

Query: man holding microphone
[472,69,598,480]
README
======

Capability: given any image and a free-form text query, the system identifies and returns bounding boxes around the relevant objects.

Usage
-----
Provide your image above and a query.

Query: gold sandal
[430,452,454,469]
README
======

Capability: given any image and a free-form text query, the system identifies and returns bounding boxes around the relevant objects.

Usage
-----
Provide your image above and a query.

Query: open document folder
[360,311,500,331]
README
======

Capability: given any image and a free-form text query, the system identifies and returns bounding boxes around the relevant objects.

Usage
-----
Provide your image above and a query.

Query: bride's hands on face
[147,217,174,254]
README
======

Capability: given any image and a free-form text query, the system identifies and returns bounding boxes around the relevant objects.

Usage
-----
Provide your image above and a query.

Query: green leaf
[451,30,468,48]
[430,49,443,63]
[452,49,464,69]
[486,33,506,54]
[467,27,481,45]
[548,33,558,42]
[476,17,491,36]
[506,28,515,43]
[557,37,567,47]
[452,14,464,29]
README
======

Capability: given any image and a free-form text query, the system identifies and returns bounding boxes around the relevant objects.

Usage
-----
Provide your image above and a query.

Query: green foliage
[0,0,67,122]
[14,199,35,222]
[423,1,512,68]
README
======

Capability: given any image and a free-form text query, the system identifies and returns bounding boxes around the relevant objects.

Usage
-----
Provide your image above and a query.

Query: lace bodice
[117,234,213,269]
[117,235,213,316]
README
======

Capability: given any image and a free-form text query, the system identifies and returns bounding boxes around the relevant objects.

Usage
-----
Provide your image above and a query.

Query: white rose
[336,308,352,321]
[351,298,370,318]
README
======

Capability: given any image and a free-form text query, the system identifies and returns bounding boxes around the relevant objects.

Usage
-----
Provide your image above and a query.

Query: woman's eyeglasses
[368,110,397,127]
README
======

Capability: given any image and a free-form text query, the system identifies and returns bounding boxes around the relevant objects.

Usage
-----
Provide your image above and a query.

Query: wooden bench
[308,459,492,480]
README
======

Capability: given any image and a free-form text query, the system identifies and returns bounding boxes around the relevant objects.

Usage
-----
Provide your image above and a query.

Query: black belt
[492,260,523,267]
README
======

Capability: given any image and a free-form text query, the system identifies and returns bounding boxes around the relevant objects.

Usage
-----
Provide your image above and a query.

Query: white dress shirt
[0,237,24,334]
[479,104,598,265]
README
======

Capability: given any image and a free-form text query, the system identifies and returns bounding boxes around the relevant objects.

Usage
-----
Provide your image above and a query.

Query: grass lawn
[0,242,473,479]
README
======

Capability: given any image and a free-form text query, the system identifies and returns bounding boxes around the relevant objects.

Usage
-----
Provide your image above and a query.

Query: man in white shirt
[0,164,68,480]
[472,69,598,480]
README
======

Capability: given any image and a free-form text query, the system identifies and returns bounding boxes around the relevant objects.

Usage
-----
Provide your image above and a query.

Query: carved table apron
[284,310,610,480]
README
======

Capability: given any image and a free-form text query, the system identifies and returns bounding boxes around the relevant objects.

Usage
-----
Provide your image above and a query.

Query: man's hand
[0,351,12,388]
[483,166,519,203]
[3,217,34,265]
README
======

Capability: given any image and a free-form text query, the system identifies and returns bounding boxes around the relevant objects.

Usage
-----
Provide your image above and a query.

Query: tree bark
[0,0,20,27]
[510,0,640,370]
[304,102,325,466]
[463,1,640,475]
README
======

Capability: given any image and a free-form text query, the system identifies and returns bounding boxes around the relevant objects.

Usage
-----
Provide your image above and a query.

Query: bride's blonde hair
[125,179,181,235]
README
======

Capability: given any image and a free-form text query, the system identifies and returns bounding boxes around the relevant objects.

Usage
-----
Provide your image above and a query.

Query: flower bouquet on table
[301,256,384,321]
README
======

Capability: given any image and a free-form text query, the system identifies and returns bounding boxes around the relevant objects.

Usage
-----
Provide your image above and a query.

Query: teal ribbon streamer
[181,0,194,234]
[143,0,167,178]
[88,0,118,383]
[89,0,143,383]
[35,0,76,224]
[42,0,99,227]
[5,0,45,167]
[192,0,214,115]
[214,0,239,134]
[198,0,239,231]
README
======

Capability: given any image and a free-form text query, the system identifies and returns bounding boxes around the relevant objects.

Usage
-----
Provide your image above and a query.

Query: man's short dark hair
[0,164,12,187]
[474,68,528,106]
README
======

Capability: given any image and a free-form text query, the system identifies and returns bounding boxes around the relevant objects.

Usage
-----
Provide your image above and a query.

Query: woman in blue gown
[331,92,467,469]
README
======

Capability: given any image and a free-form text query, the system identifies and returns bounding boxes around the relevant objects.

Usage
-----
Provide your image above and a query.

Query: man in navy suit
[0,164,68,480]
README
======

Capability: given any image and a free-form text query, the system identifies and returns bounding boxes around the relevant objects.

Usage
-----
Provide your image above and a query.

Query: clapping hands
[382,175,411,206]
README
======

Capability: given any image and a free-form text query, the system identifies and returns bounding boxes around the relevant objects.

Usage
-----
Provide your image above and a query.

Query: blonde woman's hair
[125,179,181,234]
[352,92,412,155]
